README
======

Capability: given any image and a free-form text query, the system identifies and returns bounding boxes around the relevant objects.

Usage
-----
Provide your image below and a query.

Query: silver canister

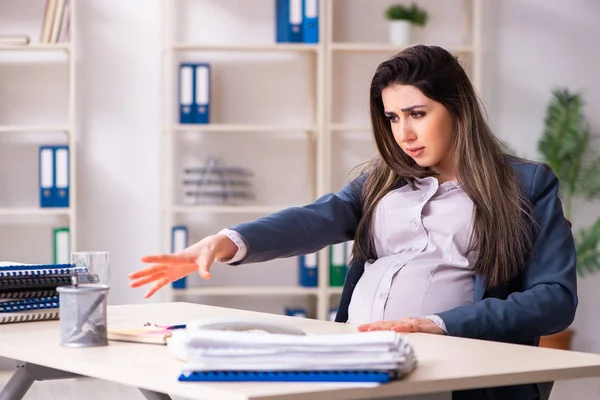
[57,284,109,347]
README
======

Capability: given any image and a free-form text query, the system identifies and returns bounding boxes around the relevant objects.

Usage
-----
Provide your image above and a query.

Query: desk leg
[139,388,172,400]
[0,365,33,400]
[0,362,80,400]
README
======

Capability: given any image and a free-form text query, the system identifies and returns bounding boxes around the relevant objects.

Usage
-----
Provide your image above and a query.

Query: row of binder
[276,0,319,43]
[169,225,352,290]
[177,2,319,125]
[299,241,353,287]
[179,63,210,124]
[39,145,70,208]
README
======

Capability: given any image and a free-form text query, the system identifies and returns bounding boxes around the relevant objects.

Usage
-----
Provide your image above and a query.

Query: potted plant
[384,3,428,46]
[537,88,600,350]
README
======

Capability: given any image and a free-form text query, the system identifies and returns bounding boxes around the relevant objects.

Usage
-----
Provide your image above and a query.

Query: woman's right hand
[128,233,238,299]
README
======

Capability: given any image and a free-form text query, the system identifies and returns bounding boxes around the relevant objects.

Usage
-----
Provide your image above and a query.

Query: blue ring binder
[178,370,397,383]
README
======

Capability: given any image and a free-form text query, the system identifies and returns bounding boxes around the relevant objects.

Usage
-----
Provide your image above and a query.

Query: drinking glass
[72,251,110,287]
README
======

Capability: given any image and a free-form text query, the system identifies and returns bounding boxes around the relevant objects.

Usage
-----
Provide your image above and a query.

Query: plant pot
[388,20,412,46]
[539,328,574,350]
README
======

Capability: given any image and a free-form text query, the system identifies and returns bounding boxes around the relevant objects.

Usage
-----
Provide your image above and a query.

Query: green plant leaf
[577,155,600,200]
[538,88,591,219]
[539,87,600,277]
[575,218,600,276]
[385,3,428,25]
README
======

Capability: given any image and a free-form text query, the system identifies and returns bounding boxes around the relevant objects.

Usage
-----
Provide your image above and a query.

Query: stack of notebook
[170,323,417,383]
[0,262,94,324]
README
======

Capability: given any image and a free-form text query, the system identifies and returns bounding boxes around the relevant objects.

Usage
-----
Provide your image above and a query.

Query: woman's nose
[396,122,415,143]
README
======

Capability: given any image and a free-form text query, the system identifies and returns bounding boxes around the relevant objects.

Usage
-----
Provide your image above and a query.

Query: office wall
[480,1,600,397]
[1,0,599,398]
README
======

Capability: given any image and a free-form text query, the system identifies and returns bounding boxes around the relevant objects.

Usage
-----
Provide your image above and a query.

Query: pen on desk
[144,323,186,330]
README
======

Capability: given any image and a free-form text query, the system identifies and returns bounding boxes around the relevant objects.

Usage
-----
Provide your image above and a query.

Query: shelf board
[331,123,371,132]
[328,287,344,295]
[0,125,69,133]
[0,43,70,52]
[172,43,319,53]
[331,43,474,53]
[0,208,70,216]
[172,286,319,296]
[171,124,315,133]
[172,205,294,214]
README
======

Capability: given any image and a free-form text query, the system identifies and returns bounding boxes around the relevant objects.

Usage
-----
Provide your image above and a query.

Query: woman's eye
[386,115,399,123]
[411,112,425,119]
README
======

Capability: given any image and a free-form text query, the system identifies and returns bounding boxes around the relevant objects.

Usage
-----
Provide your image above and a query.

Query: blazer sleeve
[226,174,366,265]
[436,163,578,343]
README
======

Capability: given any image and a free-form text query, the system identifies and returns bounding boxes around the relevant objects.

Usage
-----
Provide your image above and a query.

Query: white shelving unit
[0,1,77,261]
[170,124,316,133]
[160,0,481,321]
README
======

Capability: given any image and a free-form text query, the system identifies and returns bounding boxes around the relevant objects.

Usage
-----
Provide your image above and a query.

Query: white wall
[480,1,600,398]
[74,0,162,305]
[1,0,600,398]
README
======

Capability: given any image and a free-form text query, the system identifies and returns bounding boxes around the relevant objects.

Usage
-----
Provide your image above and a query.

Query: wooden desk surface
[1,302,600,400]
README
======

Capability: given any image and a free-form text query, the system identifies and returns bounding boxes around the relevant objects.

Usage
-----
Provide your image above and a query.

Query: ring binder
[178,370,397,383]
[0,273,98,299]
[0,309,60,324]
[0,264,75,276]
[0,263,95,323]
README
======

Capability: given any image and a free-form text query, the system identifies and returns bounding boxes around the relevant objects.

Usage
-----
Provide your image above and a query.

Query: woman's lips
[406,147,425,157]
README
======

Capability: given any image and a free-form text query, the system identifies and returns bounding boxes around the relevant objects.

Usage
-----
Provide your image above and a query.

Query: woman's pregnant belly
[384,263,475,321]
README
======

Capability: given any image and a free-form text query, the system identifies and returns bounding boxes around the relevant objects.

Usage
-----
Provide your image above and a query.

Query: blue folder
[179,370,397,383]
[276,0,303,43]
[53,145,69,208]
[302,0,318,43]
[298,253,318,287]
[171,226,188,289]
[193,63,210,124]
[179,63,195,124]
[39,146,54,208]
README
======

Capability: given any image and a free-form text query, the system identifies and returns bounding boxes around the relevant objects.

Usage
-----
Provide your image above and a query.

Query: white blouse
[347,177,477,325]
[221,176,477,331]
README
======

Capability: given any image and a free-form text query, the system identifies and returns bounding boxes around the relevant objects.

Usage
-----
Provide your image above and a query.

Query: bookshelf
[0,43,70,52]
[0,0,76,264]
[160,0,481,321]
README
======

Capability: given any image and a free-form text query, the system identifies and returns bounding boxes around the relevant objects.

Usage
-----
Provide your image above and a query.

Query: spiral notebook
[0,262,94,324]
[178,370,397,383]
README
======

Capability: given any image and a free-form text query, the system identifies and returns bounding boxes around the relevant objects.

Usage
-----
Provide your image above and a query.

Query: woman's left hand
[357,317,446,335]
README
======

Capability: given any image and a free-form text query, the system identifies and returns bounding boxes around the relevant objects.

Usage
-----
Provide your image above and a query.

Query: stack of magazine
[169,320,418,383]
[0,262,95,324]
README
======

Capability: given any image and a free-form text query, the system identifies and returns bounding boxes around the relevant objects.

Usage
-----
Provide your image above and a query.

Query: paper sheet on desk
[170,329,417,376]
[184,329,407,349]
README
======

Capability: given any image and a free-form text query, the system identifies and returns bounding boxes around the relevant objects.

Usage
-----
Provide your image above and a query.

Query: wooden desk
[1,302,600,400]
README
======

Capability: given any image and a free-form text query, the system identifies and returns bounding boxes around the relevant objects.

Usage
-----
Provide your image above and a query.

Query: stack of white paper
[169,327,417,377]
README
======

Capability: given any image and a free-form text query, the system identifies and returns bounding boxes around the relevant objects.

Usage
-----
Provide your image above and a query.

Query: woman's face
[381,84,456,180]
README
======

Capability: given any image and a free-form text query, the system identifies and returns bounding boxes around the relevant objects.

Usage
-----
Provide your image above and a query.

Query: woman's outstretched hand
[357,317,445,335]
[128,233,238,299]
